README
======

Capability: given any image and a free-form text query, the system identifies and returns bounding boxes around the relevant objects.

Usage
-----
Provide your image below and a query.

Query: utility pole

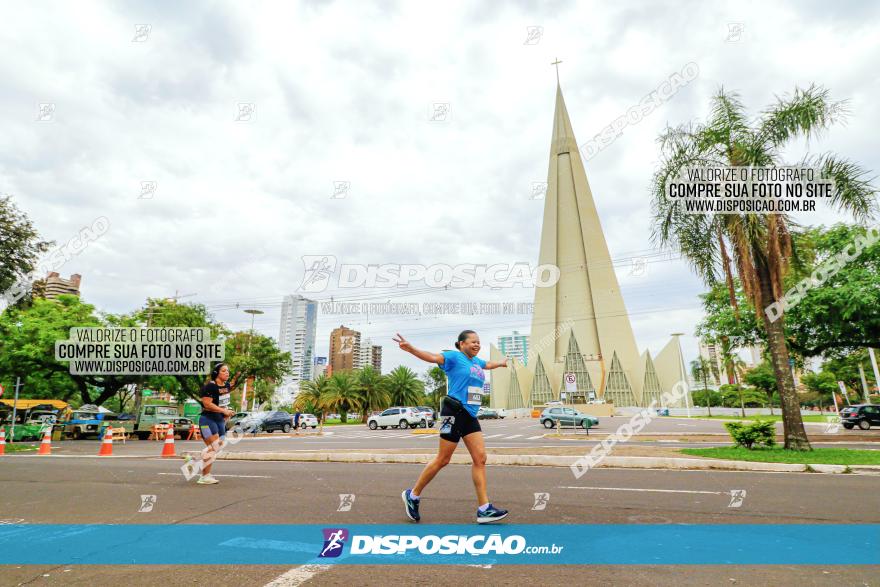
[868,349,880,404]
[242,309,264,411]
[671,333,691,417]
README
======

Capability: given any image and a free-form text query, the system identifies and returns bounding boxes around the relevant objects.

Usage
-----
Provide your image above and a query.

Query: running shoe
[401,489,420,522]
[197,474,219,485]
[477,503,508,524]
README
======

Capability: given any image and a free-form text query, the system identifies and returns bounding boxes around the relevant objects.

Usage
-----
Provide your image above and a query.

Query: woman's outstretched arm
[393,333,444,365]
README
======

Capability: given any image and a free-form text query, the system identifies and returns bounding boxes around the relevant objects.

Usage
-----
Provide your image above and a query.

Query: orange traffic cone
[0,427,6,455]
[98,428,114,456]
[38,428,52,455]
[160,425,176,458]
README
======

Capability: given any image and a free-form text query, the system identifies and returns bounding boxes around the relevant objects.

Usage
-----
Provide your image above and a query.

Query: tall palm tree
[691,358,715,417]
[652,85,876,450]
[384,366,425,407]
[355,366,390,422]
[295,375,330,431]
[322,372,362,424]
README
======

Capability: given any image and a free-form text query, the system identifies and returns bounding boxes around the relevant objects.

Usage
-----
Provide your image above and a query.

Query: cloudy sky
[2,0,878,376]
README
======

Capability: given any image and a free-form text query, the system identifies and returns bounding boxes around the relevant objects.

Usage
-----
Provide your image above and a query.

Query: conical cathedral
[490,82,689,409]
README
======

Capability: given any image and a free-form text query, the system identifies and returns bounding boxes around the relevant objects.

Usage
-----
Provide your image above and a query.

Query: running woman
[395,330,510,524]
[193,363,236,485]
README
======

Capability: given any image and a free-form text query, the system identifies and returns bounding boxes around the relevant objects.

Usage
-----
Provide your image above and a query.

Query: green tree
[355,366,390,421]
[423,366,447,412]
[295,375,331,429]
[384,366,424,407]
[784,225,880,357]
[690,357,718,415]
[652,85,876,450]
[322,371,362,424]
[744,362,779,414]
[0,295,137,406]
[0,195,53,303]
[801,370,839,412]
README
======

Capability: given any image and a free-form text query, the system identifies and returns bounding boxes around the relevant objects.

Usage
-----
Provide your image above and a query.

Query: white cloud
[2,0,877,374]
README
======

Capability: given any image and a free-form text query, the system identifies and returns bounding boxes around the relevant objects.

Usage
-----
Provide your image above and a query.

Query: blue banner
[0,524,876,565]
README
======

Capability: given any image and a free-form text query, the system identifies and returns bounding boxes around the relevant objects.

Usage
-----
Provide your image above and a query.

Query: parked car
[477,407,502,420]
[368,407,424,430]
[254,411,294,433]
[841,405,880,430]
[170,417,195,439]
[25,411,58,427]
[540,406,598,429]
[298,413,319,429]
[417,405,438,421]
[414,406,435,427]
[226,412,253,431]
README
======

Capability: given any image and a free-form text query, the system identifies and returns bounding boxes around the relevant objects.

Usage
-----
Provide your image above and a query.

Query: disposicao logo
[318,528,349,558]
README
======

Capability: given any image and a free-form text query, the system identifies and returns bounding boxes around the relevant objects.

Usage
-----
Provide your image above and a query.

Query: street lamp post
[241,309,264,411]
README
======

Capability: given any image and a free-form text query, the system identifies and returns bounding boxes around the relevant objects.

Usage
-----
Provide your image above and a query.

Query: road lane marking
[157,473,272,478]
[527,435,545,439]
[484,434,503,439]
[264,564,331,586]
[558,486,726,495]
[506,435,523,439]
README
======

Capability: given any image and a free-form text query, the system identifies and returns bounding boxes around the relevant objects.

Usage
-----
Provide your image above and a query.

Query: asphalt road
[12,417,880,456]
[1,453,878,585]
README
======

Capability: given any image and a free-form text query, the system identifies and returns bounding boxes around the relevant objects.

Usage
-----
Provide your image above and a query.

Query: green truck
[113,404,181,440]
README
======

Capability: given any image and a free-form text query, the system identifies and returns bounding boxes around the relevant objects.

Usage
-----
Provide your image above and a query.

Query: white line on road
[484,434,503,439]
[157,473,272,479]
[527,435,545,439]
[558,485,725,495]
[264,564,331,586]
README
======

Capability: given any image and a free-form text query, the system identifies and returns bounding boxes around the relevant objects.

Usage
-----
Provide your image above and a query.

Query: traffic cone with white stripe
[0,428,6,455]
[98,428,114,456]
[38,428,52,455]
[160,425,176,458]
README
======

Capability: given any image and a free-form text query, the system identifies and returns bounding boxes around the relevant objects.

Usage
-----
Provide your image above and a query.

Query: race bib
[218,393,230,408]
[467,386,482,406]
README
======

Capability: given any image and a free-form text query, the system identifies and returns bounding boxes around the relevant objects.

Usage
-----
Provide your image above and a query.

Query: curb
[190,451,880,475]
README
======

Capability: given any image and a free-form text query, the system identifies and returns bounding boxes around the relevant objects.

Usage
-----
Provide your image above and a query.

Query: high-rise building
[329,325,361,373]
[371,345,382,373]
[357,337,373,369]
[33,272,81,299]
[489,80,688,409]
[278,294,318,387]
[498,331,529,366]
[313,356,328,378]
[698,341,727,386]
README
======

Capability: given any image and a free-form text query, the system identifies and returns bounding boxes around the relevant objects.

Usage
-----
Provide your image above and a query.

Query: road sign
[564,372,577,393]
[143,390,153,396]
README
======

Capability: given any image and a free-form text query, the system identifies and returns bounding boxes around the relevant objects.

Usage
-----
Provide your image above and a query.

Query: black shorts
[438,402,482,443]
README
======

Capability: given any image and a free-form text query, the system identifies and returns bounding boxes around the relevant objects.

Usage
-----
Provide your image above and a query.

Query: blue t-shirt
[441,350,486,417]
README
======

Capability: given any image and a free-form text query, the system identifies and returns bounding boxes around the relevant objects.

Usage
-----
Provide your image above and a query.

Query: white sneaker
[197,474,219,485]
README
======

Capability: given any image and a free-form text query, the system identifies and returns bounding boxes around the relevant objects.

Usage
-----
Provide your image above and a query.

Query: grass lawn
[670,414,831,423]
[3,444,38,453]
[680,446,880,465]
[319,419,365,426]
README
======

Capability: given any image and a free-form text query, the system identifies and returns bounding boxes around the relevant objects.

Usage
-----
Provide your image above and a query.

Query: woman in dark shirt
[194,362,236,484]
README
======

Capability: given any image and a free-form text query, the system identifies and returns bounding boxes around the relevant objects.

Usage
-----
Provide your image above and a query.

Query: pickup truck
[113,404,180,440]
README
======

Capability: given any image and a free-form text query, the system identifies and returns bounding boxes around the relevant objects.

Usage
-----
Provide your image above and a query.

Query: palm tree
[322,372,362,424]
[355,366,390,422]
[652,85,876,450]
[691,358,714,417]
[295,375,330,431]
[384,366,425,407]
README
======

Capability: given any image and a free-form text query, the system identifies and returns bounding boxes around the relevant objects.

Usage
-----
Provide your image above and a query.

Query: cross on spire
[551,58,562,84]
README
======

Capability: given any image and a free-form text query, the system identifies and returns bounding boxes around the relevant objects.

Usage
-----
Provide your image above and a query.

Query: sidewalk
[185,444,880,476]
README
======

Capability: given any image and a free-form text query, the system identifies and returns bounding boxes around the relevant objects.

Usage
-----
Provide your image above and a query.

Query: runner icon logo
[319,528,349,558]
[439,416,455,435]
[337,494,355,512]
[531,493,549,511]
